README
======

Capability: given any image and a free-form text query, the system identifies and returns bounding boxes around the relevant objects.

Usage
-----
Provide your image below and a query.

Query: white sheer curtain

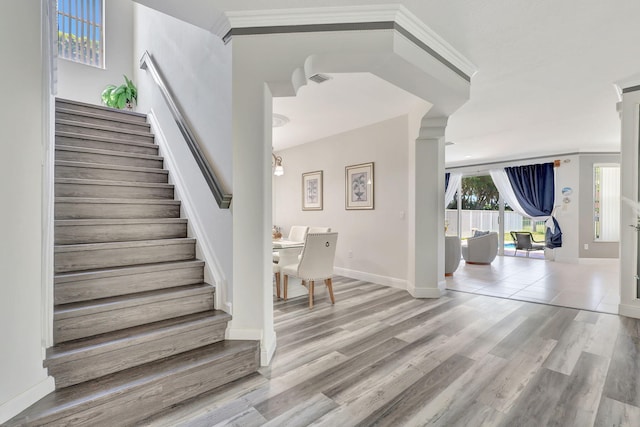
[599,166,620,241]
[445,172,462,206]
[490,169,556,231]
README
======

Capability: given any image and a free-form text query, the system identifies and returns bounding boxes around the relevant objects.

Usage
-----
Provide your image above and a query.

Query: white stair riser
[55,101,148,124]
[55,203,180,220]
[55,150,163,169]
[55,241,195,273]
[56,111,150,132]
[56,122,154,144]
[55,265,204,304]
[54,292,213,343]
[55,182,174,199]
[48,322,226,388]
[56,135,158,155]
[56,165,168,183]
[55,222,187,245]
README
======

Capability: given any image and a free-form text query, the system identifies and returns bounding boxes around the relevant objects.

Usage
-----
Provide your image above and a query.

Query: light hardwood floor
[447,255,620,313]
[141,276,638,426]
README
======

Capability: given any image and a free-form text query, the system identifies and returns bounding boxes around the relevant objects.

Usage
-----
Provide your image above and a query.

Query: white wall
[57,0,134,105]
[275,115,410,287]
[132,4,233,308]
[0,2,54,423]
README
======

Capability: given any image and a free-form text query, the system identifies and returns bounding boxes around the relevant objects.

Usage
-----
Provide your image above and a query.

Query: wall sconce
[272,153,284,176]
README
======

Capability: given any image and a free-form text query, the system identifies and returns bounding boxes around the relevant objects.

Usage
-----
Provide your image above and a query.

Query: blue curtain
[445,172,450,192]
[505,162,562,248]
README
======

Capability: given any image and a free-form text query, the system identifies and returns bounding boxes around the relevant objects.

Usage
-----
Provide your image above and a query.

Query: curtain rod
[446,151,619,172]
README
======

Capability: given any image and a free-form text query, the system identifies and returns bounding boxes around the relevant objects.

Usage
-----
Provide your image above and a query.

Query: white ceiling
[213,0,640,166]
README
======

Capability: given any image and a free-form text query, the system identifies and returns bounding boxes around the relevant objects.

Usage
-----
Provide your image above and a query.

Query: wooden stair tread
[55,218,187,226]
[56,160,168,174]
[46,310,230,361]
[6,341,258,426]
[56,131,158,149]
[57,119,153,137]
[54,260,205,283]
[54,283,212,318]
[55,237,195,253]
[56,107,151,128]
[56,145,162,161]
[56,178,173,189]
[56,98,147,119]
[55,197,180,205]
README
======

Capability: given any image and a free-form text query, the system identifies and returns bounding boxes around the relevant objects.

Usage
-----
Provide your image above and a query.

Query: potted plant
[101,75,137,110]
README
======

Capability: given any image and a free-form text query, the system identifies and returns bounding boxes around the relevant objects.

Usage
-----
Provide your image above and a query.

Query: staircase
[7,99,258,426]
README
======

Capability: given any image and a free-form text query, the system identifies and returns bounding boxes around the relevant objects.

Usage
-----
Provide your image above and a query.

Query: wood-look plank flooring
[141,276,639,427]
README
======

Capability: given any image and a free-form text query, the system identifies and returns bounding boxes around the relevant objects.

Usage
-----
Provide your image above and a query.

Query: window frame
[57,0,104,68]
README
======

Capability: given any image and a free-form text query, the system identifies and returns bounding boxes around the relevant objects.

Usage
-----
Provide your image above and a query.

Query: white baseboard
[0,374,54,424]
[333,267,408,290]
[406,280,446,298]
[147,111,231,313]
[578,257,620,265]
[619,303,640,319]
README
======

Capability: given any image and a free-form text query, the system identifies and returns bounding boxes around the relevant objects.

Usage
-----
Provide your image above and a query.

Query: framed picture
[302,170,323,210]
[345,162,374,210]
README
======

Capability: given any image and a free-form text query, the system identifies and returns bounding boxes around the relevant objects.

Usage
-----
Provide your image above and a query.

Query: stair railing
[140,50,232,209]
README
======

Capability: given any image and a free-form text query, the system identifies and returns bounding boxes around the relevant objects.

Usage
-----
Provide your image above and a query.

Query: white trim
[147,111,230,313]
[217,5,476,78]
[0,374,54,424]
[619,303,640,320]
[406,281,446,298]
[41,0,56,349]
[578,257,620,265]
[333,267,408,290]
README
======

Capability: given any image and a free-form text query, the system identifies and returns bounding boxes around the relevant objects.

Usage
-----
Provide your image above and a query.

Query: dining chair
[273,225,309,263]
[273,263,281,299]
[308,226,331,233]
[281,232,338,308]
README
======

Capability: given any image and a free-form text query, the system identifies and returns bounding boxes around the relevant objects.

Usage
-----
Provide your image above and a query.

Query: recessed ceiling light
[465,155,472,158]
[272,114,290,128]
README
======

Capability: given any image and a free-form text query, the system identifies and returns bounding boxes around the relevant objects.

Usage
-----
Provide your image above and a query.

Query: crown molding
[214,4,477,81]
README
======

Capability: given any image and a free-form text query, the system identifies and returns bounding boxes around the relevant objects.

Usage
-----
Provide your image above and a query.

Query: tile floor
[446,255,620,313]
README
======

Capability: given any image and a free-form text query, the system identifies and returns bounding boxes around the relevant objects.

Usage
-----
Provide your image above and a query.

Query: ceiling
[214,0,640,166]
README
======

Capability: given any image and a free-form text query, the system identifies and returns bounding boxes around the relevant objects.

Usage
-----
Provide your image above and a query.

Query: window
[57,0,104,68]
[594,164,620,241]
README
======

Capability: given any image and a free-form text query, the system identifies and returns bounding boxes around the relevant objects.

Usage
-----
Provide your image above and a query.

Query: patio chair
[510,231,545,257]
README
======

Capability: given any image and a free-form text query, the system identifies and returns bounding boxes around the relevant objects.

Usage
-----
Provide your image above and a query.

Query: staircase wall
[57,0,134,105]
[0,2,55,423]
[133,3,233,311]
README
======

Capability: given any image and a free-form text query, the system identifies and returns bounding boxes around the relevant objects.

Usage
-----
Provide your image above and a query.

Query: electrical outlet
[584,244,589,250]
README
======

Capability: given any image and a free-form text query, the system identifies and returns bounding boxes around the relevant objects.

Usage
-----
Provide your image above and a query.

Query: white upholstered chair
[281,232,338,308]
[273,225,308,263]
[461,232,499,264]
[308,226,331,233]
[273,263,281,299]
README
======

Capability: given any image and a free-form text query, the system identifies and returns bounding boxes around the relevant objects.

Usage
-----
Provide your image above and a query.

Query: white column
[408,115,448,298]
[227,71,276,365]
[618,88,640,319]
